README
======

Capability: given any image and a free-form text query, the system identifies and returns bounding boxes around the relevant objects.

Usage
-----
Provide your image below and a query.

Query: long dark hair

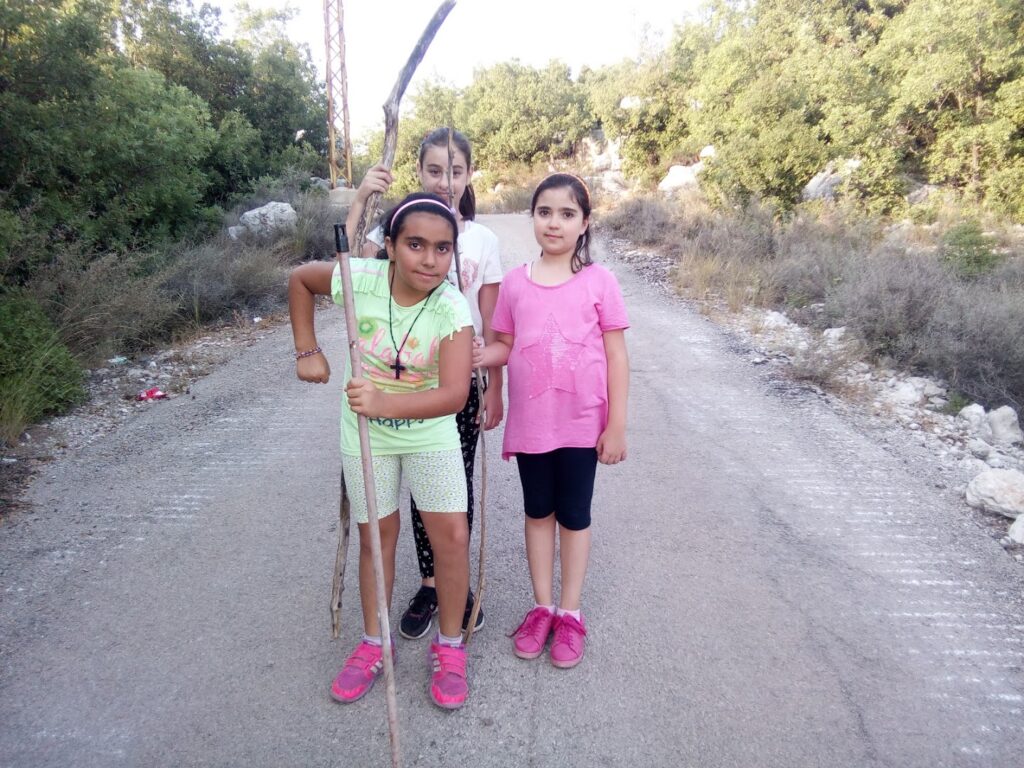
[419,127,476,221]
[531,173,593,273]
[381,192,459,259]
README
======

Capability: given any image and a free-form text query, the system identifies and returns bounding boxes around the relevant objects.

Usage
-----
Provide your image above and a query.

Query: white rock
[238,201,298,238]
[658,163,703,193]
[1008,516,1024,545]
[619,96,644,110]
[959,457,990,475]
[968,439,992,459]
[965,469,1024,519]
[988,406,1023,447]
[762,311,793,330]
[958,404,994,442]
[227,225,247,240]
[822,327,847,345]
[885,381,924,406]
[699,145,717,159]
[987,454,1008,469]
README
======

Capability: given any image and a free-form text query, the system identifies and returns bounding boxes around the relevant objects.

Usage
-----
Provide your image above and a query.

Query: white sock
[535,603,555,614]
[556,608,581,621]
[362,634,382,646]
[437,631,463,647]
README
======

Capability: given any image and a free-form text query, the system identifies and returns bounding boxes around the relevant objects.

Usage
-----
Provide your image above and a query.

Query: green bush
[0,294,85,444]
[942,221,1001,278]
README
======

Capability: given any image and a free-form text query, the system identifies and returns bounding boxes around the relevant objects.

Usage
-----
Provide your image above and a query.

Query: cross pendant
[389,360,406,379]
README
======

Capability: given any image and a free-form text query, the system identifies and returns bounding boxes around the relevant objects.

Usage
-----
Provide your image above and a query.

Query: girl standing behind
[346,128,503,641]
[290,193,474,709]
[474,173,630,669]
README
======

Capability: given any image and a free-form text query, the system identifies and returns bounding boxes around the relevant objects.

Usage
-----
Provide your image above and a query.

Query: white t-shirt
[369,220,502,335]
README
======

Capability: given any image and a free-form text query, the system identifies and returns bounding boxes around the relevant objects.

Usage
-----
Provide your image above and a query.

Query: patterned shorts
[342,449,467,524]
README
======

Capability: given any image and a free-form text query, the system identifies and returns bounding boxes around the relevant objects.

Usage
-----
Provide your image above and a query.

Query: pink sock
[535,603,555,614]
[556,608,581,621]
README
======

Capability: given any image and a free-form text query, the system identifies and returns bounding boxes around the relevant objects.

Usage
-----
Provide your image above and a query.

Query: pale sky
[222,0,703,135]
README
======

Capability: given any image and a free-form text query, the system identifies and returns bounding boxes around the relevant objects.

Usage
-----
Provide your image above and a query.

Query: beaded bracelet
[295,346,322,359]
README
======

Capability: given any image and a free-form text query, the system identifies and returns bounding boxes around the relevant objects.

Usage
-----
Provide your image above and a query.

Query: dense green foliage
[0,293,84,443]
[0,0,326,268]
[587,0,1024,216]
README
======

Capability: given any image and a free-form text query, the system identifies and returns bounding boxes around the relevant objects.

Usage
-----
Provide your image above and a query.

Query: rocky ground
[606,235,1024,561]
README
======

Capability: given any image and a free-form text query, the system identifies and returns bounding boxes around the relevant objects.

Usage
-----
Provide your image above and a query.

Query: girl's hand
[471,336,486,368]
[357,164,393,202]
[345,377,384,417]
[482,383,504,430]
[597,426,627,465]
[297,353,330,383]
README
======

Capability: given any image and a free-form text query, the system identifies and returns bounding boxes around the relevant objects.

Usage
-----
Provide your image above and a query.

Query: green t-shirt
[331,259,472,456]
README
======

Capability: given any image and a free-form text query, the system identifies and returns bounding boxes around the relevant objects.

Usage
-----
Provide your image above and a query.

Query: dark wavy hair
[379,192,458,260]
[530,173,593,273]
[419,127,476,221]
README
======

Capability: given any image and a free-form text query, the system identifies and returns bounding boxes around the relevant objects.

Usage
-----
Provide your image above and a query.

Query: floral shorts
[342,448,467,524]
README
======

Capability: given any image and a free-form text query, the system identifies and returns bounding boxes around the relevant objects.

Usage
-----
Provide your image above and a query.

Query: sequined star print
[519,314,585,398]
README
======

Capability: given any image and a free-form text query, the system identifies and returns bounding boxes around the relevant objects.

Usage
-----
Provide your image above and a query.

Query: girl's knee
[427,516,469,555]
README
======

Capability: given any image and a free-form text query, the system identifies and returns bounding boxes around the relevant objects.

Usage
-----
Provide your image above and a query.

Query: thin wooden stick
[445,124,486,647]
[330,475,350,639]
[334,225,401,767]
[462,373,487,647]
[353,0,457,255]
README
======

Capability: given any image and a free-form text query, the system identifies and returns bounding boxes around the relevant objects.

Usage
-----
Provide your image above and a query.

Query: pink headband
[389,197,456,224]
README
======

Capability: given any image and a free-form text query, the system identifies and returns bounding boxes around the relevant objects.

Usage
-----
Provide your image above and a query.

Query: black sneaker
[399,586,437,640]
[462,590,485,633]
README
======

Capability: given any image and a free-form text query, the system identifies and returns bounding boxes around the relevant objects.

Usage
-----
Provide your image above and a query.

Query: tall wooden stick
[353,0,457,255]
[445,125,487,646]
[334,225,401,768]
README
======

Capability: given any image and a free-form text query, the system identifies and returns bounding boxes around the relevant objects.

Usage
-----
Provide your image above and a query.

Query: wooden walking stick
[334,224,401,768]
[353,0,457,256]
[444,126,488,646]
[331,0,458,640]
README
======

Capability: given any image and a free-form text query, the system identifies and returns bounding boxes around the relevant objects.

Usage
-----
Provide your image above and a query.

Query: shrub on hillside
[826,250,953,362]
[921,282,1024,410]
[0,294,84,444]
[941,221,1002,278]
[601,197,676,246]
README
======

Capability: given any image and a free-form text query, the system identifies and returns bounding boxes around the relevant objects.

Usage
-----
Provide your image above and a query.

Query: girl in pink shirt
[474,173,630,668]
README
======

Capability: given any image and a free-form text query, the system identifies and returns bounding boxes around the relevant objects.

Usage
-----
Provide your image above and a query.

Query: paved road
[3,214,1024,767]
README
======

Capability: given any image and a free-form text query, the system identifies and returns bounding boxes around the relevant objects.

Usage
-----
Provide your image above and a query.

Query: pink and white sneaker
[510,606,555,660]
[429,641,469,709]
[330,640,392,703]
[549,613,587,669]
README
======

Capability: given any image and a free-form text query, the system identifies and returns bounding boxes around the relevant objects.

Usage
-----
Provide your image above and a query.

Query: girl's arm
[473,332,512,369]
[346,327,473,419]
[597,329,629,464]
[477,281,504,430]
[288,261,335,383]
[344,164,392,258]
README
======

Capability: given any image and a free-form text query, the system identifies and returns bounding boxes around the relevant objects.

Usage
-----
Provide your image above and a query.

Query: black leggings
[410,378,480,579]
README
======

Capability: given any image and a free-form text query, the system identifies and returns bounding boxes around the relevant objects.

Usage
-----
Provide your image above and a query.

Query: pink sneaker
[549,613,587,668]
[429,641,469,709]
[330,640,392,703]
[510,606,555,660]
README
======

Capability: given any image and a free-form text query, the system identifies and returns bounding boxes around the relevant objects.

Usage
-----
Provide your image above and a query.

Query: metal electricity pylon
[323,0,352,188]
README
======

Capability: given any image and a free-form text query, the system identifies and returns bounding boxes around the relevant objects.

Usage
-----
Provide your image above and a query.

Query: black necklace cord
[387,264,437,379]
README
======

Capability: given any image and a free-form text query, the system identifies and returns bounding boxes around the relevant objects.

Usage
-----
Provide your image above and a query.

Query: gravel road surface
[2,214,1024,767]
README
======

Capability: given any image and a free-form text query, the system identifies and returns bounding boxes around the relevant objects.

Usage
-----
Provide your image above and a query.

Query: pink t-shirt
[491,263,629,459]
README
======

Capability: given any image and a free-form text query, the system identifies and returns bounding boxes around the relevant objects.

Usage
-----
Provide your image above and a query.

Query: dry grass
[609,191,1024,408]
